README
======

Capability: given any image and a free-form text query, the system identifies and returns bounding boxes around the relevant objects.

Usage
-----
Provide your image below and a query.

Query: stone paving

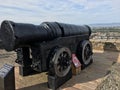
[0,50,119,90]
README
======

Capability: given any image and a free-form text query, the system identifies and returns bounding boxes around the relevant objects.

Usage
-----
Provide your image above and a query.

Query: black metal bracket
[16,47,38,76]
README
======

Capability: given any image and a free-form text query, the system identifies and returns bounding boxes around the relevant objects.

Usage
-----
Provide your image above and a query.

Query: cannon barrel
[0,20,91,51]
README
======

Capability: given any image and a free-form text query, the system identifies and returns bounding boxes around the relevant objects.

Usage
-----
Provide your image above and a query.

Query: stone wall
[91,39,120,52]
[96,63,120,90]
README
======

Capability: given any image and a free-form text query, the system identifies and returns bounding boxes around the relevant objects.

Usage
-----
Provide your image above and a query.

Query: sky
[0,0,120,25]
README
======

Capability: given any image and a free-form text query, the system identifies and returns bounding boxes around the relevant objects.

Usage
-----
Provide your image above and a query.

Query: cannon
[0,20,93,89]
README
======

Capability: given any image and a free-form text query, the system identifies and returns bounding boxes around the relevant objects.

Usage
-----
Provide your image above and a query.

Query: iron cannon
[0,20,93,89]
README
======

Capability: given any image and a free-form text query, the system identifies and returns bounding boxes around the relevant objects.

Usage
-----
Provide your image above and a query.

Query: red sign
[72,54,81,68]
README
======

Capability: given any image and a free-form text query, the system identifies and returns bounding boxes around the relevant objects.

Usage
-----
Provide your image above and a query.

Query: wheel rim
[53,48,71,77]
[82,41,92,65]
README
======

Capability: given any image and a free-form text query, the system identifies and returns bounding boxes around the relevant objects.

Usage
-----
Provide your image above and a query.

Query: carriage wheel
[49,47,72,77]
[77,40,93,66]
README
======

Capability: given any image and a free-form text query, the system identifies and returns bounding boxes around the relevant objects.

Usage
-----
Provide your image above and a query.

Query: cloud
[0,0,119,24]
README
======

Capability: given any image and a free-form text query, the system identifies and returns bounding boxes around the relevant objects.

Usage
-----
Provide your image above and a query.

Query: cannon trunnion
[0,20,93,89]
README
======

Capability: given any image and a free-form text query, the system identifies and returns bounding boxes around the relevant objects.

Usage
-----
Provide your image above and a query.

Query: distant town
[89,23,120,40]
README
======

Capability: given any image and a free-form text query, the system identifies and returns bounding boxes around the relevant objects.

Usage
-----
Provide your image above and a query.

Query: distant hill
[89,23,120,28]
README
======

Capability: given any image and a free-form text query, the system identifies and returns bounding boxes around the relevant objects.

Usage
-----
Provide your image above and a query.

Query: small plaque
[72,54,81,68]
[0,64,15,90]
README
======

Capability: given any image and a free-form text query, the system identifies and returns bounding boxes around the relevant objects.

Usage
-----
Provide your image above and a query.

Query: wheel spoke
[56,51,70,72]
[84,45,91,60]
